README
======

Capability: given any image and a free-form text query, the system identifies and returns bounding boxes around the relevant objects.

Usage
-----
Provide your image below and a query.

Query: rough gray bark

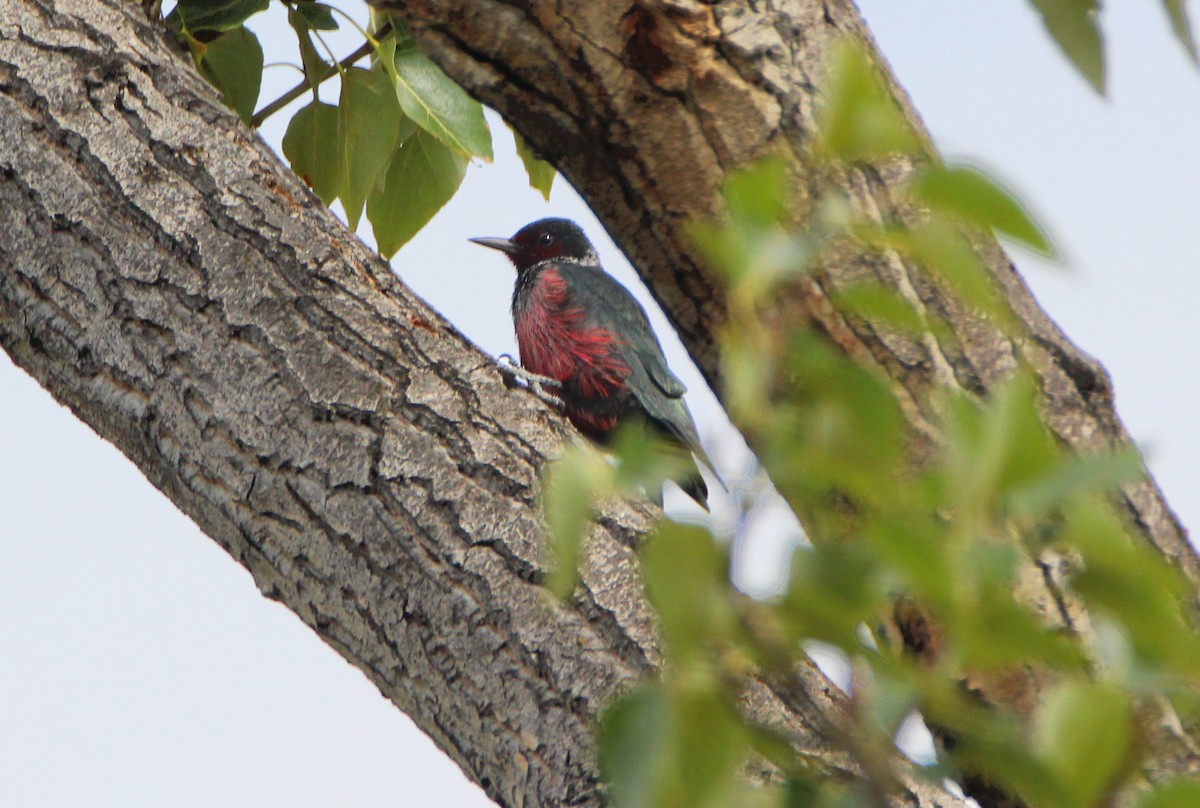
[0,2,972,807]
[374,0,1200,803]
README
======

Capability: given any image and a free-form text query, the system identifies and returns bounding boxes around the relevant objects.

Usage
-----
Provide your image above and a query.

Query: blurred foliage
[1030,0,1106,92]
[166,0,555,256]
[1026,0,1197,92]
[542,36,1200,808]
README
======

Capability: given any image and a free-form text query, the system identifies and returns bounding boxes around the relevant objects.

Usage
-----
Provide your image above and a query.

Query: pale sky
[2,1,1197,806]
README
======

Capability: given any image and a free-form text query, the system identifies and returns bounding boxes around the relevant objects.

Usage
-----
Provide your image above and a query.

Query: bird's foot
[497,354,565,409]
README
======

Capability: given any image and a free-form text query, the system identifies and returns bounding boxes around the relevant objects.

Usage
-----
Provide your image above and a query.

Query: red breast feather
[514,266,631,437]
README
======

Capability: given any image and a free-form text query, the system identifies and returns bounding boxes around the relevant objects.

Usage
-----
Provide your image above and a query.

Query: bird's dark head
[470,218,599,272]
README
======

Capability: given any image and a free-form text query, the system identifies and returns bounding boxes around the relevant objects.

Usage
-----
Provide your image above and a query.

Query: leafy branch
[167,0,555,255]
[249,20,390,127]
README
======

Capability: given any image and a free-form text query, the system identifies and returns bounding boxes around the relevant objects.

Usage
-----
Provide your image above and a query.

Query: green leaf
[599,683,673,808]
[784,544,881,648]
[169,0,268,34]
[723,155,792,226]
[607,421,695,499]
[818,37,923,162]
[940,376,1060,524]
[783,779,821,808]
[641,523,734,662]
[1034,682,1133,808]
[1164,0,1200,63]
[688,158,810,302]
[914,165,1054,256]
[510,125,555,200]
[282,100,342,204]
[198,26,263,125]
[1006,448,1142,516]
[291,0,338,31]
[868,511,953,606]
[780,333,905,499]
[984,376,1061,498]
[389,40,493,159]
[540,447,614,599]
[888,220,1008,322]
[599,682,745,808]
[1066,501,1200,676]
[832,281,926,335]
[862,669,918,737]
[916,679,1069,808]
[717,329,774,429]
[1030,0,1106,93]
[338,67,403,231]
[671,687,744,807]
[373,34,420,147]
[1137,780,1200,808]
[958,584,1087,671]
[367,128,468,258]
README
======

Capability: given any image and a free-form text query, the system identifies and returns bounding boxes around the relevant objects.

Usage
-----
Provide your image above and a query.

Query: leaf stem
[250,20,393,128]
[263,61,306,76]
[310,29,344,76]
[328,4,380,50]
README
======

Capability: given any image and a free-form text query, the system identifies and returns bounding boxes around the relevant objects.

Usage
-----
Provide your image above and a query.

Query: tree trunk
[376,0,1200,803]
[0,2,971,807]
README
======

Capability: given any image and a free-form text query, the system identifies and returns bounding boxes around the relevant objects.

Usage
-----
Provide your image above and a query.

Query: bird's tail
[676,469,710,512]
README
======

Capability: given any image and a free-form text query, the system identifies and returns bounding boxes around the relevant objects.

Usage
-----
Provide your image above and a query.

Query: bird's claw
[497,354,565,409]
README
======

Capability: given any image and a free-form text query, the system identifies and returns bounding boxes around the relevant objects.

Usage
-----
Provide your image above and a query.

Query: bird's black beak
[468,236,518,255]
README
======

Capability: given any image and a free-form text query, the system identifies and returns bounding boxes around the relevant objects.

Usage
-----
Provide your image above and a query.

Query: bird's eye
[538,233,554,246]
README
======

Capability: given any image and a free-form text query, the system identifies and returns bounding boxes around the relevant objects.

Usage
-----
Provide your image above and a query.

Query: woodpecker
[471,218,712,508]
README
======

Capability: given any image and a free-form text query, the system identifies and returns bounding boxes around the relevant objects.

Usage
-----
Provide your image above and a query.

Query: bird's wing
[557,264,713,471]
[640,351,688,398]
[557,266,682,388]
